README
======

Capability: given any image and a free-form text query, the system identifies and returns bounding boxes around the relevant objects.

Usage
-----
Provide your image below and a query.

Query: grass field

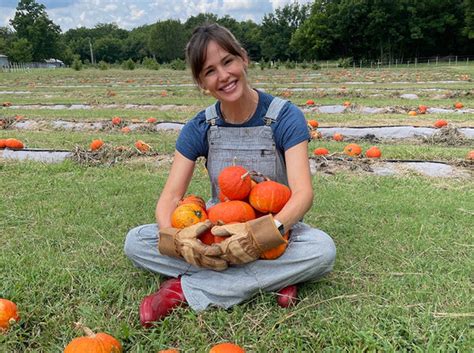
[1,65,473,352]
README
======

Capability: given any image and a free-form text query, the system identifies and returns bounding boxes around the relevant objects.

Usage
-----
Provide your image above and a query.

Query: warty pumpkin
[0,298,20,331]
[249,180,291,214]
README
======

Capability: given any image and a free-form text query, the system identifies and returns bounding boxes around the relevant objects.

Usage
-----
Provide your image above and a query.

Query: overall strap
[264,97,288,126]
[205,103,219,126]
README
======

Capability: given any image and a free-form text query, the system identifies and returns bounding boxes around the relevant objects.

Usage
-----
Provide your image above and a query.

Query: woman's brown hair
[185,23,246,84]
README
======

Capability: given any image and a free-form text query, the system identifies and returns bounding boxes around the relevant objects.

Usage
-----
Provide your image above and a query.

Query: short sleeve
[175,111,209,161]
[272,102,310,152]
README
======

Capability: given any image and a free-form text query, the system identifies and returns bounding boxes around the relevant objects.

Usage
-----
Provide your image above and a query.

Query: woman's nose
[216,66,230,81]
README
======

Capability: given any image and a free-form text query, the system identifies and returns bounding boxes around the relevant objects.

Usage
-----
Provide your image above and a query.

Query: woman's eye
[224,58,233,65]
[205,69,214,76]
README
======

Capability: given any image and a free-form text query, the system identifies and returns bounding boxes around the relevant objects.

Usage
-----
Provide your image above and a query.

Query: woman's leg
[181,222,336,311]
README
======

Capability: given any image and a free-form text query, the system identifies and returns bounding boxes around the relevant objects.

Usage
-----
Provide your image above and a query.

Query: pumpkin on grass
[135,140,150,153]
[90,139,104,151]
[0,139,7,148]
[207,200,256,224]
[171,203,207,229]
[343,143,362,157]
[433,119,448,128]
[0,298,20,331]
[313,147,329,156]
[146,117,157,123]
[5,138,24,150]
[333,133,343,141]
[217,165,252,200]
[365,146,382,158]
[454,102,463,109]
[64,323,122,353]
[209,342,245,353]
[307,119,318,128]
[111,116,122,125]
[249,180,291,214]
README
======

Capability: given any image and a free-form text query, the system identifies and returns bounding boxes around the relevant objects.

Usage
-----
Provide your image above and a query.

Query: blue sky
[0,0,313,32]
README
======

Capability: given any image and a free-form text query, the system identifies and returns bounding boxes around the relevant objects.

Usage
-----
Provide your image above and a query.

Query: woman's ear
[241,48,249,66]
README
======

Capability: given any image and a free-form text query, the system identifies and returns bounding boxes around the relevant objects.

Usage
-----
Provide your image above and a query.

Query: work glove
[211,215,286,265]
[159,220,228,271]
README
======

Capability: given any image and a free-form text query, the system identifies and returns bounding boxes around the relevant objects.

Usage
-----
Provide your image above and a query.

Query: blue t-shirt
[176,90,309,161]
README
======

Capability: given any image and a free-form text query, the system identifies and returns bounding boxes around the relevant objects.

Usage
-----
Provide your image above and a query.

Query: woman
[124,23,336,327]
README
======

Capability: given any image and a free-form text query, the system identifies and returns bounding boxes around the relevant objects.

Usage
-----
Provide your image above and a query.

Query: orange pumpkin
[111,116,122,125]
[418,105,428,113]
[313,147,329,156]
[305,99,315,106]
[135,140,150,153]
[0,139,7,148]
[408,110,417,116]
[64,324,122,353]
[177,194,206,210]
[343,143,362,157]
[343,101,351,107]
[333,133,343,141]
[199,229,228,245]
[121,126,131,133]
[454,102,463,109]
[0,298,20,331]
[146,117,157,123]
[90,139,104,151]
[307,119,318,128]
[207,200,256,224]
[218,165,252,200]
[209,342,245,353]
[249,180,291,214]
[365,146,382,158]
[4,138,24,150]
[467,150,474,160]
[158,350,180,353]
[260,231,289,260]
[433,119,448,128]
[310,130,322,139]
[171,204,207,229]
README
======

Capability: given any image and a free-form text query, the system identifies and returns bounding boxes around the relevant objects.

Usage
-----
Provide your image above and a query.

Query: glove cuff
[247,215,286,252]
[158,227,180,258]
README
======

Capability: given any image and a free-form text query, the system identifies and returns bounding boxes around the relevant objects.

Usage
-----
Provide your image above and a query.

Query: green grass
[1,160,472,352]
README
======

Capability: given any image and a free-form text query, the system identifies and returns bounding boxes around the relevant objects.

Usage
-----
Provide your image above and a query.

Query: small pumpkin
[305,99,315,106]
[307,119,318,128]
[408,110,417,116]
[454,102,463,109]
[146,117,157,123]
[199,229,228,245]
[177,194,206,210]
[0,298,20,331]
[171,203,207,229]
[333,133,343,141]
[4,138,24,150]
[218,165,252,201]
[0,139,7,148]
[209,342,245,353]
[365,146,382,158]
[249,180,291,214]
[260,231,289,260]
[207,200,256,224]
[343,143,362,157]
[135,140,150,153]
[90,139,104,151]
[111,116,122,125]
[467,150,474,160]
[310,130,322,139]
[313,147,329,156]
[343,101,351,107]
[418,105,428,113]
[121,126,131,133]
[64,323,122,353]
[433,119,448,128]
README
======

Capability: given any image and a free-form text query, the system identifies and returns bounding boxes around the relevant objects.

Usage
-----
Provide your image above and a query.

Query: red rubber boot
[276,285,298,308]
[139,277,187,327]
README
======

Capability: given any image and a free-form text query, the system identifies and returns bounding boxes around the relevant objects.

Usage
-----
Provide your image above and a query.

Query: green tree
[10,0,61,61]
[0,27,16,55]
[260,2,310,61]
[149,20,186,62]
[94,36,124,63]
[8,38,33,62]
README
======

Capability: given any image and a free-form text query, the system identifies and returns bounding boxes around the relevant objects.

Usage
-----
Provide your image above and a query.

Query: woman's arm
[155,150,196,229]
[273,140,314,230]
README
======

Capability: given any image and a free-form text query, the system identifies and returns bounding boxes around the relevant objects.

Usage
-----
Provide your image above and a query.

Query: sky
[0,0,313,32]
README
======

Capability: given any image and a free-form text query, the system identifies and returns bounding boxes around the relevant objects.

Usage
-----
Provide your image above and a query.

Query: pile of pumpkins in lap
[171,164,292,260]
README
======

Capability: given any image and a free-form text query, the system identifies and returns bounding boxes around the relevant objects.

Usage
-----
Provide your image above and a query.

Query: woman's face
[198,40,249,104]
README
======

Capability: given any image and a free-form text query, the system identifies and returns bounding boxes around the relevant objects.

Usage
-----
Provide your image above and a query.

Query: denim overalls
[125,97,336,311]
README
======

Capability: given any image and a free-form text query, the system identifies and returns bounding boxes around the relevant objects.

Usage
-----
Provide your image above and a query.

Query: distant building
[0,54,9,68]
[44,58,65,68]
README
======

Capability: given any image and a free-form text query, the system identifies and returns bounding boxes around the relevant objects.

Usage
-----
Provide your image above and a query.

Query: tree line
[0,0,472,67]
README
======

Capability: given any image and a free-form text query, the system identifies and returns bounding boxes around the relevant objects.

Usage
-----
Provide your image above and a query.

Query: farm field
[1,65,473,352]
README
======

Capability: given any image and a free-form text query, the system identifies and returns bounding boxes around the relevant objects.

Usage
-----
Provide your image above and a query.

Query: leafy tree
[8,38,33,62]
[0,27,16,55]
[94,36,124,63]
[149,20,186,62]
[10,0,61,61]
[260,2,310,61]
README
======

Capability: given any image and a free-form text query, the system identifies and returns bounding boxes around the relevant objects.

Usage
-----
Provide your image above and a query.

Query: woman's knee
[124,226,140,259]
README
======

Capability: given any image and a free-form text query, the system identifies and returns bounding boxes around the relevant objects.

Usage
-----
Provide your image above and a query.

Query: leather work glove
[159,220,228,271]
[211,215,286,265]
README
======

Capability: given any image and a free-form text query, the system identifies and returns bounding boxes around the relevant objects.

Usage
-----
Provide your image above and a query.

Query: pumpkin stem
[74,322,96,338]
[240,171,249,180]
[232,156,237,166]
